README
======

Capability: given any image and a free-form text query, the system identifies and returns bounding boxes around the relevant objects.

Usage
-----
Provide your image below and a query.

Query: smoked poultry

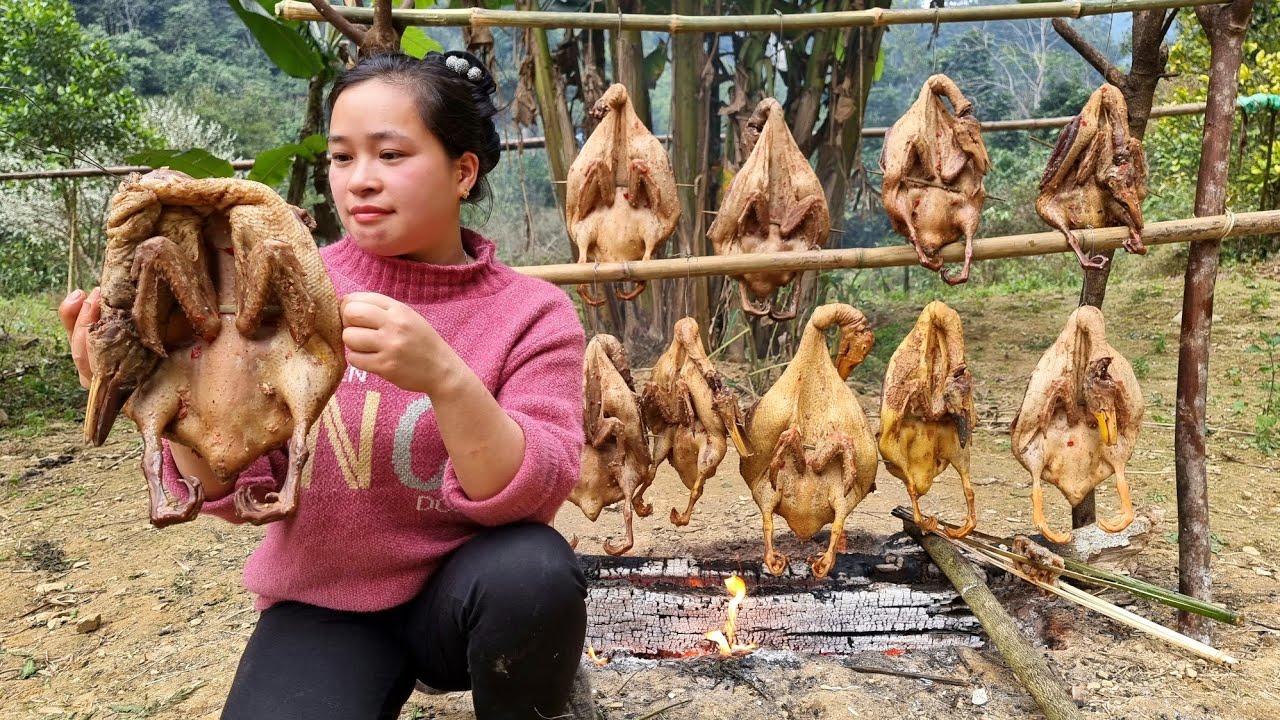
[708,98,829,320]
[88,170,345,527]
[879,301,979,538]
[565,83,680,306]
[1010,306,1144,543]
[639,318,751,527]
[568,334,655,555]
[880,75,990,285]
[740,304,879,578]
[1036,84,1148,270]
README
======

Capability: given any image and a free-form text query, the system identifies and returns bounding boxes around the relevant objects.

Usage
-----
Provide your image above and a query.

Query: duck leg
[1031,467,1073,544]
[135,387,203,527]
[1097,464,1135,533]
[943,455,978,539]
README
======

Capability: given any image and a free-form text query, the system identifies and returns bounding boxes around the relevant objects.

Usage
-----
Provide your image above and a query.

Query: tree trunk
[522,2,577,218]
[1175,0,1253,643]
[288,74,327,207]
[667,0,711,347]
[608,0,651,129]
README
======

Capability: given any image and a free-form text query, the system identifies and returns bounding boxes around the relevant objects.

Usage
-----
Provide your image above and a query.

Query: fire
[586,644,609,666]
[705,575,757,657]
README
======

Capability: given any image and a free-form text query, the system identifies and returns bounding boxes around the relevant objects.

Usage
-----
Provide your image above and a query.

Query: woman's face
[327,78,477,263]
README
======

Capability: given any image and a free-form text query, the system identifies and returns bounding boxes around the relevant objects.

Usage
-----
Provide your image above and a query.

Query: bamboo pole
[858,102,1207,137]
[276,0,1229,32]
[0,103,1210,183]
[1175,0,1254,644]
[907,525,1083,720]
[512,210,1280,284]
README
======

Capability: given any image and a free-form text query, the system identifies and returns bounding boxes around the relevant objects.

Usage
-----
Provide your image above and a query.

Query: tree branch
[308,0,366,45]
[1160,9,1179,41]
[1051,18,1127,89]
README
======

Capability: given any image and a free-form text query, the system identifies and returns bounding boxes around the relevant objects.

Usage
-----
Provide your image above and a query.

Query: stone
[76,613,102,633]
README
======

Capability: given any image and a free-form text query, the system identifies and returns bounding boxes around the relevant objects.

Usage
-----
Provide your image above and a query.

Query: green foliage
[0,227,63,295]
[0,294,85,431]
[226,0,325,79]
[0,0,150,164]
[126,148,236,178]
[401,26,444,59]
[1145,0,1280,259]
[248,134,326,186]
[1246,330,1280,452]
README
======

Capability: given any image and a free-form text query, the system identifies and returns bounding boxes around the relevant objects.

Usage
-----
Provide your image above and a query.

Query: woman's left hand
[340,292,461,396]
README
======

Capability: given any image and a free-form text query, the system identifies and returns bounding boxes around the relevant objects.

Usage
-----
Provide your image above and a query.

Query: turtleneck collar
[323,228,512,305]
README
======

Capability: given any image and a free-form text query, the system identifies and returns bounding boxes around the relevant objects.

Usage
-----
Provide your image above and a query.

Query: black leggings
[221,523,587,720]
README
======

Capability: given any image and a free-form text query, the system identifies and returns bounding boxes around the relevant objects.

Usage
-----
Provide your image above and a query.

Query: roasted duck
[1010,306,1143,543]
[740,304,879,578]
[708,98,830,320]
[879,301,978,538]
[880,75,990,285]
[88,170,344,527]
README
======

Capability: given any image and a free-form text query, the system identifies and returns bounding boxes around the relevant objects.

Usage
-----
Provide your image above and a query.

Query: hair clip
[444,55,469,75]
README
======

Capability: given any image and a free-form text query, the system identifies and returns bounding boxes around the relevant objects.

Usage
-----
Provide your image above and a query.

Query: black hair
[327,50,502,208]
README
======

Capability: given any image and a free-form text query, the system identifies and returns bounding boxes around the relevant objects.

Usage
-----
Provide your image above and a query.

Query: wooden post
[670,0,710,345]
[1175,0,1254,643]
[64,180,78,295]
[909,527,1082,720]
[522,0,576,217]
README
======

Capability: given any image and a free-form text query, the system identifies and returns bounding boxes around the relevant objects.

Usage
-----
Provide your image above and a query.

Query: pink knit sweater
[162,229,585,612]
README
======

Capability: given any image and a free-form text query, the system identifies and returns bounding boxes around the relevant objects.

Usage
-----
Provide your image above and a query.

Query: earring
[461,187,470,199]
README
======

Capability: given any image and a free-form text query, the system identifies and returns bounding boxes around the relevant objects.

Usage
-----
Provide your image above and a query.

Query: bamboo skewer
[949,533,1239,665]
[276,0,1228,32]
[512,210,1280,285]
[891,508,1243,626]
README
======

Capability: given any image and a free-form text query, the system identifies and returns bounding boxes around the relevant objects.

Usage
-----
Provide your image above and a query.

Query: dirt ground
[2,266,1279,719]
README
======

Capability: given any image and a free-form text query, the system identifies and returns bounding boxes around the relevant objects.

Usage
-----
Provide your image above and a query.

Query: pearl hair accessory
[445,55,484,82]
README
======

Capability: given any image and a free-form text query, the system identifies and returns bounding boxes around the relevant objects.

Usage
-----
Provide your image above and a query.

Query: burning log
[579,544,982,658]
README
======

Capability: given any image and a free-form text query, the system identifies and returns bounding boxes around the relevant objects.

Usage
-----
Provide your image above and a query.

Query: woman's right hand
[58,287,101,389]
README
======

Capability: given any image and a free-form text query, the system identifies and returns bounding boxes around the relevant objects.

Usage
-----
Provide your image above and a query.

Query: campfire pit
[579,534,984,659]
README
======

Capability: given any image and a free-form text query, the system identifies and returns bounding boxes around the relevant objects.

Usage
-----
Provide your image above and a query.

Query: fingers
[340,298,389,329]
[58,289,86,334]
[68,288,102,388]
[341,326,382,354]
[341,292,395,312]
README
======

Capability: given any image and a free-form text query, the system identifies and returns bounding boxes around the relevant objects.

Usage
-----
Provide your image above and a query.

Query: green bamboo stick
[276,0,1228,33]
[891,507,1242,626]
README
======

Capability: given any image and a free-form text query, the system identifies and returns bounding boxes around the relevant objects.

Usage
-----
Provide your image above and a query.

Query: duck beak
[83,371,127,447]
[951,412,971,449]
[1094,410,1117,447]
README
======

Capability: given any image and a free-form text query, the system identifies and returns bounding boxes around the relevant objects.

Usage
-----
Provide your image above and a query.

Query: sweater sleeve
[441,293,586,527]
[161,440,286,524]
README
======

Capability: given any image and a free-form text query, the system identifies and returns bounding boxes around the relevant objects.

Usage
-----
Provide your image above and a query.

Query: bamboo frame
[275,0,1228,32]
[0,103,1210,182]
[512,210,1280,285]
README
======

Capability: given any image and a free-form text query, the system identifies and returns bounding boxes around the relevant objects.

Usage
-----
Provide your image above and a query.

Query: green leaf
[126,149,235,178]
[644,39,668,90]
[226,0,325,79]
[834,39,845,64]
[874,46,885,82]
[20,658,36,679]
[248,143,304,186]
[401,27,442,59]
[300,133,328,159]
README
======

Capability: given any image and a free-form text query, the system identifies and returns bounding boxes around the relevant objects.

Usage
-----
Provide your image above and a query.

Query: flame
[705,575,757,657]
[586,644,609,666]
